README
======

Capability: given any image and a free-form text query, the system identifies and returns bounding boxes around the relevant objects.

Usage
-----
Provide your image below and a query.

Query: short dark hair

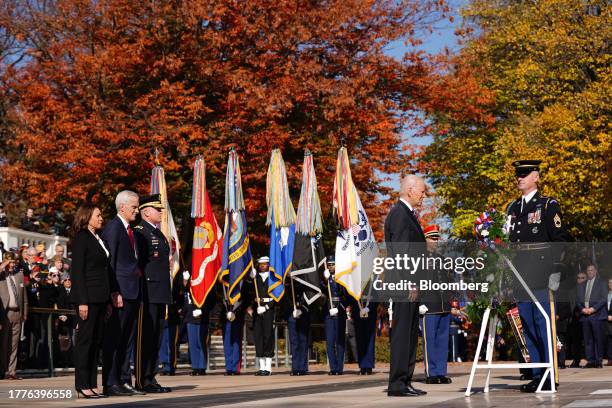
[72,203,99,234]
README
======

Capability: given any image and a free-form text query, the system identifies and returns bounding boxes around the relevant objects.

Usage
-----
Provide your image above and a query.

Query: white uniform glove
[257,306,266,315]
[548,272,561,291]
[58,315,68,322]
[323,269,331,280]
[292,308,302,319]
[250,268,257,279]
[226,311,236,322]
[329,307,338,317]
[419,304,429,315]
[182,271,191,281]
[360,307,369,318]
[192,309,202,318]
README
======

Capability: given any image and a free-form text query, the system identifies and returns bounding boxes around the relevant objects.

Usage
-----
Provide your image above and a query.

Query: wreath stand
[464,252,556,396]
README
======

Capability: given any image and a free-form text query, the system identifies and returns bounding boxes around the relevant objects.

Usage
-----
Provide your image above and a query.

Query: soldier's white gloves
[329,307,338,317]
[182,271,191,281]
[292,308,302,319]
[419,304,429,315]
[250,268,257,279]
[360,307,369,318]
[323,269,331,280]
[226,311,236,322]
[548,272,561,291]
[192,309,202,318]
[257,306,266,315]
[58,315,68,322]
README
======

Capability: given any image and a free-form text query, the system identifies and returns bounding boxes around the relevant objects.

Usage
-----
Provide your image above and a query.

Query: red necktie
[127,225,135,249]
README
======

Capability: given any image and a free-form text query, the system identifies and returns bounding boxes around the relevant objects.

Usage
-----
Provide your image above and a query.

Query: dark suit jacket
[576,277,608,321]
[384,200,425,301]
[69,229,117,305]
[607,293,612,336]
[102,216,141,300]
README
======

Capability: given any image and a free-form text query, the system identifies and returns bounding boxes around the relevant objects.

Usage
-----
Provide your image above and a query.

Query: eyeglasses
[50,274,59,278]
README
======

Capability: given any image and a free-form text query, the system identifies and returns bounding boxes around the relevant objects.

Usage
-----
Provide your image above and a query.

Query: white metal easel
[465,252,555,396]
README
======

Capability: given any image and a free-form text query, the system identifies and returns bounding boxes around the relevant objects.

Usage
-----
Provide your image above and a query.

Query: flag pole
[253,274,262,309]
[324,260,334,310]
[290,273,299,316]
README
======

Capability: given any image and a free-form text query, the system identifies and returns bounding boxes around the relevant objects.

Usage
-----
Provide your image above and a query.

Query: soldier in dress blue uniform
[133,194,172,393]
[249,256,275,376]
[287,283,311,376]
[419,225,452,384]
[158,273,184,376]
[323,256,347,375]
[507,160,571,393]
[183,272,213,376]
[220,286,247,376]
[350,292,377,375]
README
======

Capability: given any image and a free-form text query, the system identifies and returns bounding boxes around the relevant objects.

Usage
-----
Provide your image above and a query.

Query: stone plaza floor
[0,362,611,407]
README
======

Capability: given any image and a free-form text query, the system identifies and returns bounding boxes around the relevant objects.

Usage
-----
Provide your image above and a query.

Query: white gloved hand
[226,311,236,322]
[548,272,561,291]
[257,306,266,315]
[192,309,202,318]
[250,268,257,279]
[58,315,67,322]
[360,307,369,318]
[329,307,338,317]
[292,308,302,319]
[323,269,331,280]
[419,304,429,315]
[182,271,191,281]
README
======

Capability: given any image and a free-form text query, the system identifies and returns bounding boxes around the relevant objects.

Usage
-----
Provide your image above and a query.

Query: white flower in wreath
[481,230,490,237]
[486,273,495,282]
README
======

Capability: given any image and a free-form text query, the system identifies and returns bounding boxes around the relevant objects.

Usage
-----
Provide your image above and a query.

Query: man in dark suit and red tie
[576,264,608,368]
[102,190,145,396]
[385,174,428,397]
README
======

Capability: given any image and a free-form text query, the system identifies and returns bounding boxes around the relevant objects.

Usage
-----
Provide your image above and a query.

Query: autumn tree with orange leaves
[0,0,488,248]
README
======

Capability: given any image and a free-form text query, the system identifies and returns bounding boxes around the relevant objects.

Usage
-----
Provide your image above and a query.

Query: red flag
[191,191,223,307]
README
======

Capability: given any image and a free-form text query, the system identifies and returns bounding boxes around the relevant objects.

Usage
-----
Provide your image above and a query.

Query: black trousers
[253,307,275,357]
[74,303,106,390]
[135,303,165,388]
[388,302,419,392]
[103,300,139,387]
[582,319,607,363]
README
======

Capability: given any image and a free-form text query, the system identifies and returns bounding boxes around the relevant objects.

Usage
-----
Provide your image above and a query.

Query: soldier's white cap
[257,256,270,264]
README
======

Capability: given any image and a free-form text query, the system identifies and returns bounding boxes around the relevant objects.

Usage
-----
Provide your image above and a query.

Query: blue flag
[267,211,296,301]
[220,210,253,304]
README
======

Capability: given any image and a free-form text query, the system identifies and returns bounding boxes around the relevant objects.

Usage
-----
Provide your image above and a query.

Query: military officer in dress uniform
[287,284,311,376]
[221,286,247,376]
[419,225,452,384]
[323,256,347,375]
[507,160,571,393]
[133,194,172,393]
[249,256,275,376]
[350,292,377,375]
[158,273,184,376]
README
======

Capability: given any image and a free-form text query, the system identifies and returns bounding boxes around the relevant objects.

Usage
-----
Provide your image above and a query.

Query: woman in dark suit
[70,204,122,398]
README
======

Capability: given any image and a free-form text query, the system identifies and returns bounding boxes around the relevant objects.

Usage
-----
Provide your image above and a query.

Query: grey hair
[115,190,139,211]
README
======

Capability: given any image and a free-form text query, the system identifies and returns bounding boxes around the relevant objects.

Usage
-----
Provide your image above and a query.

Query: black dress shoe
[597,362,603,368]
[582,362,598,368]
[198,369,207,375]
[190,370,201,376]
[104,385,134,396]
[438,376,452,384]
[141,384,165,394]
[123,383,146,395]
[520,379,539,393]
[262,371,271,376]
[290,371,300,376]
[406,384,427,395]
[569,361,580,368]
[520,374,533,381]
[359,368,366,375]
[255,370,264,376]
[152,383,171,393]
[388,388,419,397]
[425,376,441,384]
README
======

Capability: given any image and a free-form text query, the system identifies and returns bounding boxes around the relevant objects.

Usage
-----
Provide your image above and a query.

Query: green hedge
[311,336,423,364]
